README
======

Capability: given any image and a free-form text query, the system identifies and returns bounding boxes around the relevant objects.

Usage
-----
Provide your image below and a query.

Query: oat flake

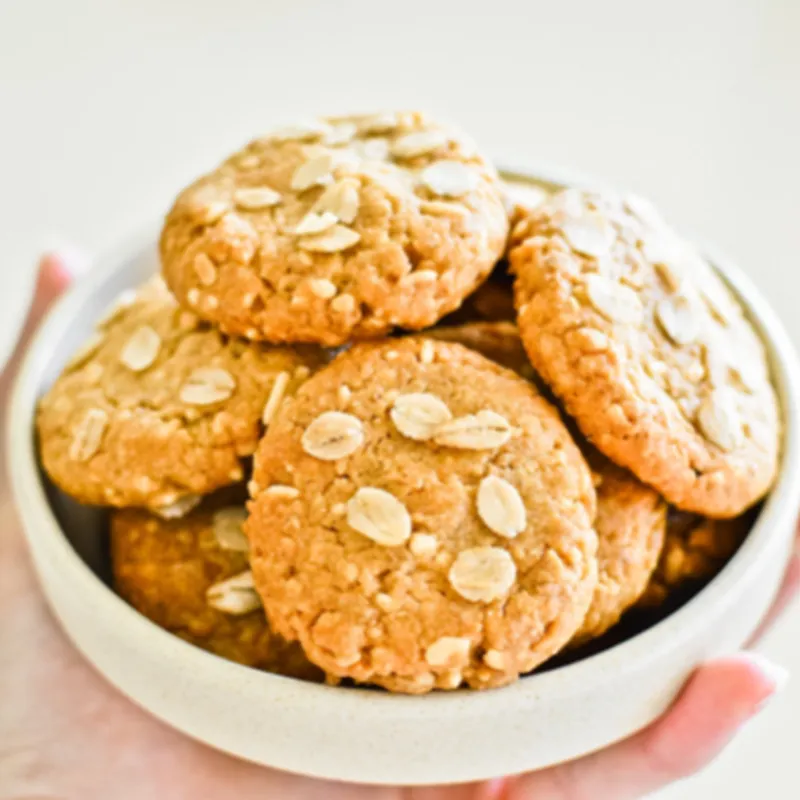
[347,486,412,546]
[448,546,517,603]
[390,392,452,441]
[302,411,364,460]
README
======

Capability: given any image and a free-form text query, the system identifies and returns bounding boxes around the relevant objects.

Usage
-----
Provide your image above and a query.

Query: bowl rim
[8,162,800,723]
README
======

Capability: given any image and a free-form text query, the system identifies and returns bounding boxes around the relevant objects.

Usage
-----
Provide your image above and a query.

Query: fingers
[407,782,501,800]
[1,251,85,388]
[505,652,788,800]
[21,251,85,338]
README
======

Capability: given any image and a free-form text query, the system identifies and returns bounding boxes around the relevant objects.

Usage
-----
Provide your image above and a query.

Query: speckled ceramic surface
[8,167,800,786]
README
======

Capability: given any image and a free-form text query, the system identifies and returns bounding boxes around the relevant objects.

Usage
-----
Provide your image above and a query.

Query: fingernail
[477,778,510,800]
[40,238,89,279]
[737,651,790,712]
[743,651,790,691]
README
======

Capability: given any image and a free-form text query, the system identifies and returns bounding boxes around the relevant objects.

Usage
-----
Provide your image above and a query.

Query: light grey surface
[2,0,800,795]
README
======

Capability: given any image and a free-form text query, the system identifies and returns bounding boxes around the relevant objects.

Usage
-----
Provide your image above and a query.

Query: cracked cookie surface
[111,491,322,679]
[246,337,598,693]
[511,189,780,517]
[160,111,508,346]
[37,278,323,509]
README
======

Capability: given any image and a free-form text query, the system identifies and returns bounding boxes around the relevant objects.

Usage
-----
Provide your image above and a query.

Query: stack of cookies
[37,111,781,693]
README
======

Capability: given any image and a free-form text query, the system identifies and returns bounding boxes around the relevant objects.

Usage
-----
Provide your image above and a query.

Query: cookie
[502,178,552,230]
[426,321,534,377]
[160,112,509,346]
[437,265,515,326]
[638,510,749,608]
[246,337,598,693]
[111,492,322,679]
[511,189,781,517]
[572,454,667,643]
[37,278,323,510]
[426,321,667,643]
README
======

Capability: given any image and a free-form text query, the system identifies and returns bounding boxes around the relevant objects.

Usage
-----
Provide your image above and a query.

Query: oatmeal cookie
[502,178,551,230]
[511,189,780,517]
[246,337,598,693]
[638,510,750,608]
[572,454,667,643]
[111,492,321,679]
[426,321,533,377]
[37,278,323,510]
[160,112,509,346]
[426,321,667,643]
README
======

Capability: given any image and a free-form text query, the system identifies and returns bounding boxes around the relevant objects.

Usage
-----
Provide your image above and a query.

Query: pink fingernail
[41,238,89,278]
[735,652,790,713]
[744,652,790,692]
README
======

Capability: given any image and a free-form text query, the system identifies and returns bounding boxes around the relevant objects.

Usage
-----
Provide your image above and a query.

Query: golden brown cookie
[511,189,780,518]
[160,112,509,346]
[572,454,667,644]
[111,492,321,679]
[246,337,598,693]
[37,278,323,510]
[426,321,533,377]
[426,321,668,644]
[638,510,750,608]
[502,178,552,231]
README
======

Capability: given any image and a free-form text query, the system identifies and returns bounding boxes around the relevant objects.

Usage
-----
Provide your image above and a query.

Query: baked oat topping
[261,371,291,426]
[119,325,161,372]
[153,493,203,520]
[346,486,412,546]
[302,411,365,460]
[212,507,250,552]
[432,410,512,450]
[69,408,108,462]
[390,392,452,441]
[206,570,262,615]
[233,186,281,210]
[448,546,517,602]
[179,367,236,405]
[476,475,527,538]
[424,636,471,668]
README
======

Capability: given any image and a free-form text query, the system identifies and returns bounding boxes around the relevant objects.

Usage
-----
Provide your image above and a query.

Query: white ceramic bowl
[8,166,800,786]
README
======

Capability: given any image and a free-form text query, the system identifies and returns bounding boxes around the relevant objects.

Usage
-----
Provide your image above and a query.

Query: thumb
[1,249,86,388]
[506,652,788,799]
[21,250,86,339]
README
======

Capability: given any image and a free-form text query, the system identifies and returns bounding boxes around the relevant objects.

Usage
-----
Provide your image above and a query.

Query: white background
[2,0,799,796]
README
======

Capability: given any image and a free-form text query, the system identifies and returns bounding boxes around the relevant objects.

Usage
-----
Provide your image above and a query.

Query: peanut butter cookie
[38,278,323,510]
[511,189,780,517]
[111,492,321,679]
[638,510,750,608]
[246,338,598,693]
[427,321,668,644]
[160,112,509,346]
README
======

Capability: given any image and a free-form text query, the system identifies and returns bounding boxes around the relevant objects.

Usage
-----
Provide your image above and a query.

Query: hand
[0,254,795,800]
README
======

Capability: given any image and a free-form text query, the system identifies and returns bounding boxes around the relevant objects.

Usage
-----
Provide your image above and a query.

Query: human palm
[0,255,794,800]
